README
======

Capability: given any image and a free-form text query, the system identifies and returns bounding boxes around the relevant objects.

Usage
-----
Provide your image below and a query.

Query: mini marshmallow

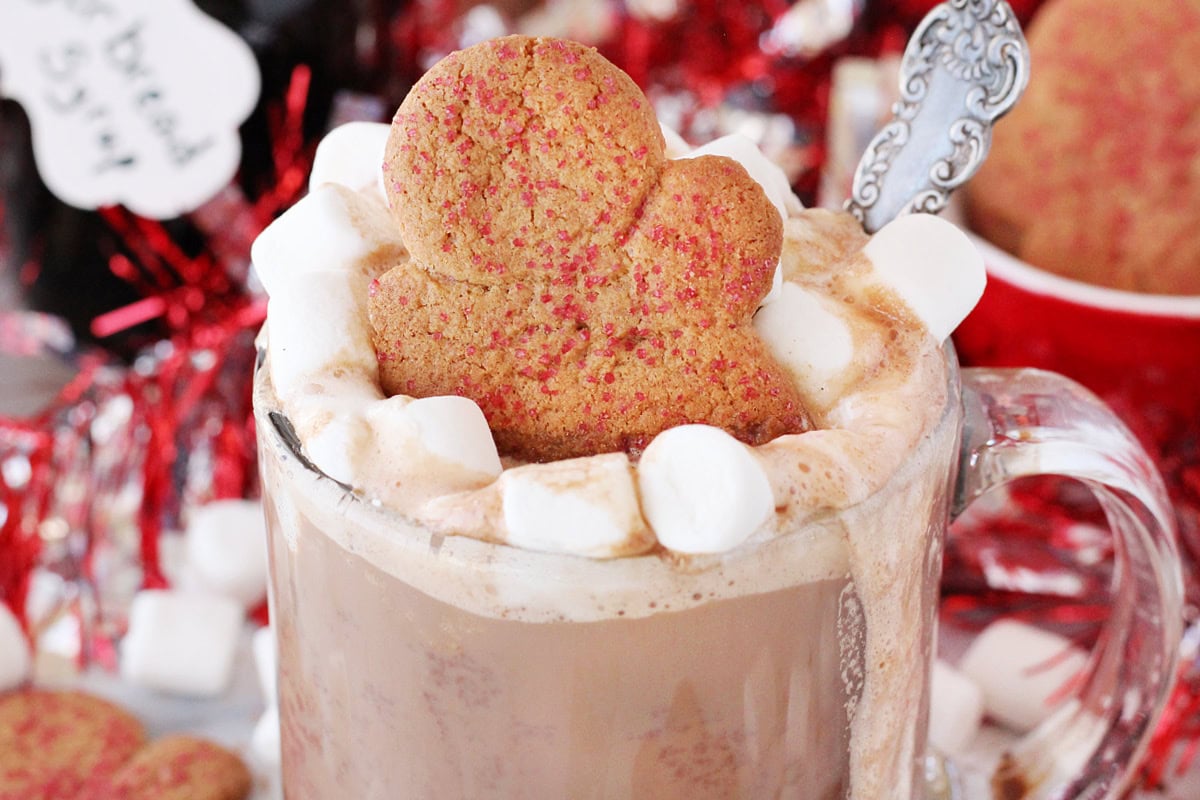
[638,425,775,553]
[32,615,82,687]
[500,454,652,558]
[309,121,390,202]
[0,602,31,692]
[929,659,985,756]
[23,567,66,628]
[683,134,794,221]
[251,704,281,769]
[958,619,1089,733]
[683,134,796,306]
[660,122,691,158]
[250,184,403,298]
[364,395,502,487]
[253,625,277,704]
[300,409,373,486]
[186,500,269,609]
[862,214,985,343]
[284,379,385,484]
[754,282,854,394]
[267,270,380,400]
[120,589,243,698]
[396,396,504,479]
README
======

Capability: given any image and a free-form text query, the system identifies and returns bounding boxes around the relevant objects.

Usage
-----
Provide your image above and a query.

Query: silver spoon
[845,0,1030,234]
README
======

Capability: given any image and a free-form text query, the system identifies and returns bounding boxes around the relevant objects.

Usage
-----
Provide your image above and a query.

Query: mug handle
[954,367,1183,799]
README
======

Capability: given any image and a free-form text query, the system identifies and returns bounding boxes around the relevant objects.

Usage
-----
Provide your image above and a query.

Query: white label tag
[0,0,261,219]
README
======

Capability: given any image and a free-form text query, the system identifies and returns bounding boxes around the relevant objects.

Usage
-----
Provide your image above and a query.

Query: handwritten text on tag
[0,0,261,219]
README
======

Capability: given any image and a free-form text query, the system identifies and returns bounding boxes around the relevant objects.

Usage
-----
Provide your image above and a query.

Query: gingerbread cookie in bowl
[963,0,1200,295]
[372,35,810,462]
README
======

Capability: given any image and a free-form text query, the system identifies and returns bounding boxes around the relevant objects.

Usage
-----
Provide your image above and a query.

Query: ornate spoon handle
[846,0,1030,234]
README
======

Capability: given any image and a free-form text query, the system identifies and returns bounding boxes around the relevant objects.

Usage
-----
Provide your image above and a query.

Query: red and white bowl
[954,234,1200,447]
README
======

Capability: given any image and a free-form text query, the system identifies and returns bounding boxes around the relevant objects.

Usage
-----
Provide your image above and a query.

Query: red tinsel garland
[0,65,313,656]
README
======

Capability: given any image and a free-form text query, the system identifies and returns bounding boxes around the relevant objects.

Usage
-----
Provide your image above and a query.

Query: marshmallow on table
[500,454,652,558]
[309,122,390,203]
[958,619,1089,733]
[120,589,243,698]
[186,499,269,609]
[638,425,775,554]
[929,659,985,756]
[862,214,986,343]
[0,602,31,692]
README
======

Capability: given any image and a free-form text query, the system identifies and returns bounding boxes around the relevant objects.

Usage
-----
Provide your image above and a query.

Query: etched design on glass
[846,0,1030,233]
[837,582,866,725]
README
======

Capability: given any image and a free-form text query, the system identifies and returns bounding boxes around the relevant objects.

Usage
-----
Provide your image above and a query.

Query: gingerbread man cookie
[0,689,252,800]
[0,689,145,799]
[81,735,252,800]
[371,36,810,462]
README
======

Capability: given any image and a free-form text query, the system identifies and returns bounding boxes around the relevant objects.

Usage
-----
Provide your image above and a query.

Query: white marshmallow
[23,568,66,628]
[301,409,372,486]
[31,615,82,687]
[285,379,384,485]
[309,121,390,202]
[398,396,504,479]
[0,602,31,692]
[862,214,985,342]
[253,625,277,704]
[120,589,243,698]
[638,425,774,553]
[681,134,794,306]
[364,395,502,487]
[684,134,794,221]
[754,282,854,394]
[186,500,269,609]
[929,659,985,756]
[156,532,196,591]
[267,270,380,400]
[250,184,402,298]
[660,122,691,158]
[958,619,1089,733]
[251,704,282,769]
[501,454,650,558]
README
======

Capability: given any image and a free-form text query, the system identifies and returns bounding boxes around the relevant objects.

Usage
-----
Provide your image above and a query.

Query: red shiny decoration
[0,66,313,651]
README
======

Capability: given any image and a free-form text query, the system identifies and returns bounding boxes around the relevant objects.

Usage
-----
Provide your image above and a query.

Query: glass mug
[253,346,1182,799]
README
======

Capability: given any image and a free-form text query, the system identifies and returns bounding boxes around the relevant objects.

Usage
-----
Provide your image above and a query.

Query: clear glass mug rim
[254,342,962,571]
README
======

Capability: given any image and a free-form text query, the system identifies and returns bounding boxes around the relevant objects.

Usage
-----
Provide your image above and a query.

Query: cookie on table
[372,35,810,461]
[0,689,146,800]
[81,734,252,800]
[964,0,1200,295]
